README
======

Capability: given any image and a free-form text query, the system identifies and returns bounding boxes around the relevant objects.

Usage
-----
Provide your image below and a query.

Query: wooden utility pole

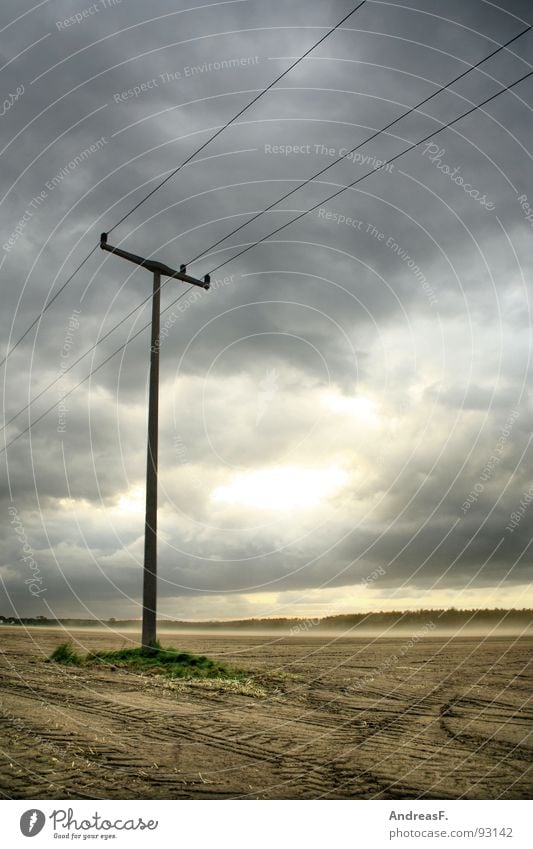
[142,270,160,648]
[100,233,210,648]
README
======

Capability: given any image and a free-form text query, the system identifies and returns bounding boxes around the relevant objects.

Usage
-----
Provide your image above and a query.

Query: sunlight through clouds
[321,391,380,426]
[210,465,349,510]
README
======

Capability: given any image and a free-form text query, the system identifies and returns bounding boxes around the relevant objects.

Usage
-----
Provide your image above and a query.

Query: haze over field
[3,608,532,638]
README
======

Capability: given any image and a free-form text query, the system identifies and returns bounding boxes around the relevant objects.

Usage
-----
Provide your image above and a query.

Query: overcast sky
[1,0,532,621]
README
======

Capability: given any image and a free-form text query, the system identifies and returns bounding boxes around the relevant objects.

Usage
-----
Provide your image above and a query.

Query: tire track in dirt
[0,677,374,798]
[1,630,532,799]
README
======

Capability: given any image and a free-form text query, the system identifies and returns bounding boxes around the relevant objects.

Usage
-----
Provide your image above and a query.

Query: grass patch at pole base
[48,641,241,680]
[48,642,83,665]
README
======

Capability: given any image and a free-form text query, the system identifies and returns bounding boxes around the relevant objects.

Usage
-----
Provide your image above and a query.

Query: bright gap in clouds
[211,466,349,510]
[117,486,145,514]
[321,392,380,425]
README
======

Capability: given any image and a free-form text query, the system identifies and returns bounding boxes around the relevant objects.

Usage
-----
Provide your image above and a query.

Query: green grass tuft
[49,641,82,665]
[49,641,240,680]
[86,645,236,679]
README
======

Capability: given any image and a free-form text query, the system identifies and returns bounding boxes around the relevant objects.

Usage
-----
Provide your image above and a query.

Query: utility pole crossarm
[100,233,210,289]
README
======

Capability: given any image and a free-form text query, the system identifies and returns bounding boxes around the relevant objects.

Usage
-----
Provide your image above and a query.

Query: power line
[2,68,531,457]
[2,68,531,454]
[2,288,192,454]
[107,1,368,236]
[0,245,99,370]
[1,283,160,434]
[0,0,368,372]
[184,24,532,269]
[3,57,532,453]
[207,67,533,276]
[4,24,530,436]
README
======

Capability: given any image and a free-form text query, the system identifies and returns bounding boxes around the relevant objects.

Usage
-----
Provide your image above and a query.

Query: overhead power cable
[207,67,533,276]
[2,66,531,456]
[0,0,368,371]
[1,286,157,434]
[2,288,192,455]
[106,0,368,236]
[3,22,530,436]
[184,23,532,268]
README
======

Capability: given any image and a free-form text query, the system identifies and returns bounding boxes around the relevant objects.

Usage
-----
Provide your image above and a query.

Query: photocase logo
[20,809,46,837]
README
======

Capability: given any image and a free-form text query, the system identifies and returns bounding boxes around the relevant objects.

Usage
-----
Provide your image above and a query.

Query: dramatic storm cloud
[1,0,532,619]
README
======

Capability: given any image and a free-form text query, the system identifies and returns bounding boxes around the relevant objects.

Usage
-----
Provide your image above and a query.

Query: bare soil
[0,627,531,799]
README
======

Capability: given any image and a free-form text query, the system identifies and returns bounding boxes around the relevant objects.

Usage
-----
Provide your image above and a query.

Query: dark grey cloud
[1,0,533,618]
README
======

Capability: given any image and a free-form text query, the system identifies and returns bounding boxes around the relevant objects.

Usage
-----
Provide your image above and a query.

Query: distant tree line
[1,608,532,630]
